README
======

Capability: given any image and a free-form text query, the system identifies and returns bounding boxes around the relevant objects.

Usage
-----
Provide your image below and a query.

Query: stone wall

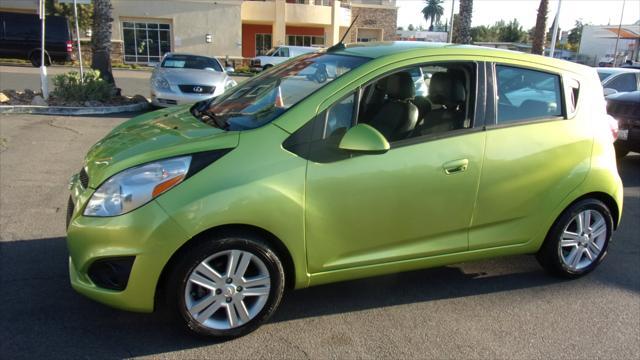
[348,6,397,43]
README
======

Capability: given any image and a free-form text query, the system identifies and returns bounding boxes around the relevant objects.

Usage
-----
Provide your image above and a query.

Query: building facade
[579,24,640,66]
[1,0,397,64]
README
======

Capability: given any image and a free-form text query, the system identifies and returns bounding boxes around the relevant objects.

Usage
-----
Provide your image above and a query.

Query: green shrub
[52,69,113,102]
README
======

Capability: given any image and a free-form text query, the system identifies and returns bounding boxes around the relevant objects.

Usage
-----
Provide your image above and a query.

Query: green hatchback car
[67,42,623,338]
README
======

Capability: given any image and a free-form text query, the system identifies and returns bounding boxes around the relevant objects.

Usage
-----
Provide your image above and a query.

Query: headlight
[84,156,191,217]
[152,75,170,90]
[225,79,237,90]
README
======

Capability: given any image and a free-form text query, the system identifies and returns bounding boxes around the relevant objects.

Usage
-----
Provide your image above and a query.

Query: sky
[397,0,640,32]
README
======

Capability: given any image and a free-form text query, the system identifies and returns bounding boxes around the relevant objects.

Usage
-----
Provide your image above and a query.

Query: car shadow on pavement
[1,154,638,358]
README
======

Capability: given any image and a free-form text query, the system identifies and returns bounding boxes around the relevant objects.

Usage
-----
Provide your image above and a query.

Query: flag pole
[612,0,626,66]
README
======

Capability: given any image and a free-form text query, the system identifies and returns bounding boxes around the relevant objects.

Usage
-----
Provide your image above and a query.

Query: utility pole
[612,0,626,66]
[549,0,562,58]
[448,0,455,43]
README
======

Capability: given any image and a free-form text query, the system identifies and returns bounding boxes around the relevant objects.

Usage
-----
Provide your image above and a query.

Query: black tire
[166,233,286,338]
[29,52,50,67]
[536,198,613,278]
[262,64,273,71]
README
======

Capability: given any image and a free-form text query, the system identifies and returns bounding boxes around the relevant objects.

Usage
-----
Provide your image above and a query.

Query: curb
[0,101,150,115]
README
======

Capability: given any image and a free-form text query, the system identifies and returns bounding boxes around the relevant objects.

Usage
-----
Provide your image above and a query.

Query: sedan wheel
[168,234,286,338]
[185,250,271,330]
[557,210,607,271]
[537,198,613,278]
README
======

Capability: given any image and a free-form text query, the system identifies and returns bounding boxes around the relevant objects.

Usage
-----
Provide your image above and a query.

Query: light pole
[39,0,48,99]
[549,0,562,58]
[612,0,626,66]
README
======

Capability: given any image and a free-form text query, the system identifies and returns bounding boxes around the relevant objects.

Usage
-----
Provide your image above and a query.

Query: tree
[567,20,584,47]
[408,24,415,31]
[46,0,93,33]
[499,19,526,42]
[91,0,115,86]
[455,0,473,44]
[422,0,444,31]
[531,0,549,55]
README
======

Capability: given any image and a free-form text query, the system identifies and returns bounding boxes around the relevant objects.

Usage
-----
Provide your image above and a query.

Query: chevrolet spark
[67,42,624,338]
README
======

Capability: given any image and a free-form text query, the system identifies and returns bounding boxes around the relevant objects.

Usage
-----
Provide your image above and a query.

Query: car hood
[155,68,228,85]
[83,105,238,188]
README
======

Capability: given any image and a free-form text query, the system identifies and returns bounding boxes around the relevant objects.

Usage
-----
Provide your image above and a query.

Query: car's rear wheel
[167,234,285,338]
[537,199,613,278]
[262,64,273,71]
[30,52,50,67]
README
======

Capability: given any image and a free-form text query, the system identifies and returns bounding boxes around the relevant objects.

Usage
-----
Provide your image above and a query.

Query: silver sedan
[150,53,237,107]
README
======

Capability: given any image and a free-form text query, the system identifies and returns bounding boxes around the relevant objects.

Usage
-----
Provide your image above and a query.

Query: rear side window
[496,65,563,124]
[606,73,637,93]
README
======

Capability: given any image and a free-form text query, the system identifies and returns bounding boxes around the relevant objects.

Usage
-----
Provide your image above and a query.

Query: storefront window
[286,35,325,47]
[122,21,171,64]
[256,33,272,56]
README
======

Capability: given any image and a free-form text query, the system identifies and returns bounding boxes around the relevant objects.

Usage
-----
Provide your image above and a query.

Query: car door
[469,62,593,250]
[303,61,487,274]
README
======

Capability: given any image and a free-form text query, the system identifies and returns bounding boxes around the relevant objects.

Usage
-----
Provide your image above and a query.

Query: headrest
[428,71,466,105]
[382,72,415,100]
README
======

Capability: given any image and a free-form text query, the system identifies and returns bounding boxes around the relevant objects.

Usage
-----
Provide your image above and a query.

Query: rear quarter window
[496,65,563,124]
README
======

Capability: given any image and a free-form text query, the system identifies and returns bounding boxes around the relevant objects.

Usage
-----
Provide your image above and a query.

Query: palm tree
[456,0,473,44]
[531,0,549,55]
[91,0,115,86]
[422,0,444,31]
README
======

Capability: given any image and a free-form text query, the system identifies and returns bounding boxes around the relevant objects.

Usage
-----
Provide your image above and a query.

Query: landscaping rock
[0,92,9,103]
[31,95,47,106]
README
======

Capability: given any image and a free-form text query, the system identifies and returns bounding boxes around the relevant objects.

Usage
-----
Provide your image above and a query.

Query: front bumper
[150,87,215,107]
[66,176,190,312]
[615,127,640,152]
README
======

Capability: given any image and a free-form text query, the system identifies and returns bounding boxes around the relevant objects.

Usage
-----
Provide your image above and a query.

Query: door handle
[443,159,469,175]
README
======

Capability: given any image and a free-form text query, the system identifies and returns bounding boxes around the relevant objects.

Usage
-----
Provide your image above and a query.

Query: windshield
[195,53,369,131]
[265,48,279,56]
[597,70,614,82]
[161,55,222,72]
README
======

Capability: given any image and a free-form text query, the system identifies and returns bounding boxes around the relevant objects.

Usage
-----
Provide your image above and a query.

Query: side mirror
[338,124,390,154]
[603,88,618,96]
[225,66,235,73]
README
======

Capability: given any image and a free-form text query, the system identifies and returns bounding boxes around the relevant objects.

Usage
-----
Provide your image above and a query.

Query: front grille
[79,168,89,188]
[158,98,178,105]
[66,197,74,228]
[178,85,215,94]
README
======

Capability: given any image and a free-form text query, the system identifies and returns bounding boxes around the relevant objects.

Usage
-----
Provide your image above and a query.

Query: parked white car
[150,53,237,107]
[250,46,317,71]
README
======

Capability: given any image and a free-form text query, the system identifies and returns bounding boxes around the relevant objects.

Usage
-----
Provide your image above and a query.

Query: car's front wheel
[537,199,613,278]
[167,233,286,338]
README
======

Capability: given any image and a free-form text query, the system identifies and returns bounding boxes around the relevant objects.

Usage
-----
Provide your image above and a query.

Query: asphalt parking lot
[0,112,639,359]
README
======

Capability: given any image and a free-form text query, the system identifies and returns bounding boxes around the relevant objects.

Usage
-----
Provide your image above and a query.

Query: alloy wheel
[184,249,271,330]
[558,209,607,271]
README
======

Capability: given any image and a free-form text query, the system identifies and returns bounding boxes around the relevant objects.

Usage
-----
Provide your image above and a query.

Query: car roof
[164,53,215,59]
[596,67,640,75]
[330,41,593,75]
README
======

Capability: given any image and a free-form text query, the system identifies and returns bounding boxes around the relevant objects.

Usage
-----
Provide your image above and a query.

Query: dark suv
[607,90,640,157]
[0,12,73,67]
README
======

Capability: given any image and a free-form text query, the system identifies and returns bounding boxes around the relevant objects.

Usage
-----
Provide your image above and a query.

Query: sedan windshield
[194,53,369,131]
[597,70,615,82]
[162,55,222,72]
